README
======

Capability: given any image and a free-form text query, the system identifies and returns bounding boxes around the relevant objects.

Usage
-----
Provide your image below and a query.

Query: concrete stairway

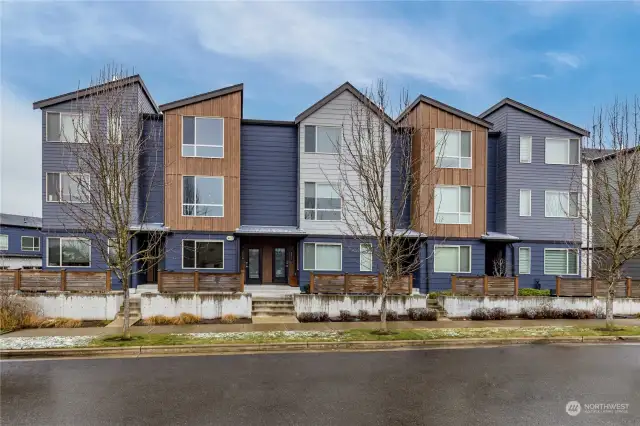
[427,298,449,320]
[252,296,298,323]
[106,298,141,328]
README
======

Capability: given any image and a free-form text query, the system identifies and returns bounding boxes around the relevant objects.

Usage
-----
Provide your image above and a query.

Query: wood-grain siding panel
[406,103,487,238]
[164,92,242,232]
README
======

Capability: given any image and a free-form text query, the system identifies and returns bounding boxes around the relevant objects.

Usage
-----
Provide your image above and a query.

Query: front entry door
[246,248,261,284]
[273,248,287,283]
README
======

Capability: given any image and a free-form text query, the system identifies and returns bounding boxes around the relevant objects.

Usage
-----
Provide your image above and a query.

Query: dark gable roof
[294,82,396,128]
[582,148,616,161]
[32,75,159,114]
[0,213,42,229]
[479,98,590,137]
[159,84,243,112]
[396,95,492,128]
[587,146,640,164]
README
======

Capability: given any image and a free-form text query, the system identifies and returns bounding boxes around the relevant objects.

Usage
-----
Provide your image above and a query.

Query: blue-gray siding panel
[391,132,411,229]
[490,108,508,234]
[140,116,164,223]
[512,241,581,290]
[486,134,498,232]
[163,232,239,273]
[240,124,297,227]
[426,239,486,292]
[0,226,43,256]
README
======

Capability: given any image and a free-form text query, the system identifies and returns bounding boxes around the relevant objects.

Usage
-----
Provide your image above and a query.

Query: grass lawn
[90,325,640,347]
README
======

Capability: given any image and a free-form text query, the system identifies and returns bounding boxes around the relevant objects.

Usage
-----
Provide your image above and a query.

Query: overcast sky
[2,1,639,217]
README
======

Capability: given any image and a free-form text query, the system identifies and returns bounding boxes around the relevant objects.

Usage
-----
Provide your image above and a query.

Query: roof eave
[396,96,493,129]
[158,84,244,112]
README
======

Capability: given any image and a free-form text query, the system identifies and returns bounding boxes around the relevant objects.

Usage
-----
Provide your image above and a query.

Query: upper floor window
[520,136,532,163]
[435,129,471,169]
[545,191,579,218]
[360,243,373,272]
[182,116,224,158]
[182,176,224,217]
[47,237,91,267]
[434,245,471,273]
[545,138,580,165]
[46,172,90,203]
[0,234,8,251]
[182,240,224,269]
[21,236,40,252]
[46,112,90,143]
[304,125,341,154]
[434,185,471,224]
[108,115,122,144]
[519,189,531,216]
[544,248,578,275]
[304,182,341,221]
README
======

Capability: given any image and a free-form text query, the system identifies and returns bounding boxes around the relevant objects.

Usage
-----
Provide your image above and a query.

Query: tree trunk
[122,276,131,339]
[605,288,614,330]
[379,275,388,332]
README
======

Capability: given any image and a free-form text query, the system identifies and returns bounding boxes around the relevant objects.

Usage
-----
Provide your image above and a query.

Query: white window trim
[433,245,472,273]
[520,136,532,163]
[0,234,8,251]
[181,239,225,270]
[45,111,89,143]
[544,190,579,218]
[434,185,472,225]
[519,189,532,217]
[21,236,40,252]
[45,172,91,203]
[182,116,225,159]
[435,129,472,169]
[181,176,225,218]
[46,237,92,268]
[544,248,579,275]
[308,125,341,154]
[303,242,343,271]
[544,137,579,165]
[304,182,342,222]
[359,243,373,272]
[519,247,531,275]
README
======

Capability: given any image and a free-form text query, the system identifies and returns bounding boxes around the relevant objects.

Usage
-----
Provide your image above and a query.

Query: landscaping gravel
[0,336,94,350]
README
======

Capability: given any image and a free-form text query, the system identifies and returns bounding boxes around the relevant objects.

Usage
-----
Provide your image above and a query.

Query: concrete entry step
[252,315,299,324]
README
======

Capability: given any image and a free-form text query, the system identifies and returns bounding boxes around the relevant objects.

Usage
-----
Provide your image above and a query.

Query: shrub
[145,315,172,325]
[38,317,82,328]
[489,307,509,320]
[297,312,329,323]
[562,309,595,320]
[339,310,351,322]
[0,291,40,332]
[381,310,399,321]
[220,314,238,324]
[357,309,370,321]
[407,308,438,321]
[518,288,551,297]
[470,307,491,320]
[428,291,452,299]
[177,313,201,325]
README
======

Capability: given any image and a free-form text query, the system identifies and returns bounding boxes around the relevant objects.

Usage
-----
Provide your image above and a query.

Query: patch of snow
[0,336,94,350]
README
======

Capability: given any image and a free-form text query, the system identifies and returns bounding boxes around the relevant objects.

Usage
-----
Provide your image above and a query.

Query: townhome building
[0,214,43,269]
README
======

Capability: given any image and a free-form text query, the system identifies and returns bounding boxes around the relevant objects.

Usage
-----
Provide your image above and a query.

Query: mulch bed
[134,318,252,326]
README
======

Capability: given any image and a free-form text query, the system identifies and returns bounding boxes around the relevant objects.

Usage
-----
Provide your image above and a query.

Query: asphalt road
[1,345,639,425]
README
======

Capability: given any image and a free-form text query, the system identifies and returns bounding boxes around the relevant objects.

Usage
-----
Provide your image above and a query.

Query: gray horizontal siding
[139,116,164,224]
[240,124,297,227]
[512,241,581,290]
[486,134,498,232]
[0,225,43,256]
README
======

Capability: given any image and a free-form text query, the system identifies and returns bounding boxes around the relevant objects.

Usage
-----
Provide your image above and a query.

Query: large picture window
[304,182,341,221]
[544,248,578,275]
[182,116,224,158]
[545,191,579,218]
[182,240,224,269]
[21,236,40,252]
[434,245,471,273]
[46,172,90,203]
[182,176,224,217]
[545,138,580,165]
[435,129,472,169]
[47,237,91,267]
[434,185,471,224]
[46,112,90,143]
[304,125,341,154]
[303,243,342,271]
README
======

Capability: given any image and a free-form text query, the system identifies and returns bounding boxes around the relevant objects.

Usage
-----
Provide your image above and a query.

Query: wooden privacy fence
[0,270,111,292]
[451,275,519,296]
[158,271,245,293]
[556,276,639,298]
[309,272,413,295]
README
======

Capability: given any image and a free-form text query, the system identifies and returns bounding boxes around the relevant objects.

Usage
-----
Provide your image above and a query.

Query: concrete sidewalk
[3,318,640,338]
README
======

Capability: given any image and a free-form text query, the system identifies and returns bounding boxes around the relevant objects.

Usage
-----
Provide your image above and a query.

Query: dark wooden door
[246,248,261,284]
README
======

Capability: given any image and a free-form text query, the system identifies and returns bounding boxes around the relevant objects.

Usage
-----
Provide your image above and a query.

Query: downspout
[510,243,516,277]
[586,161,591,277]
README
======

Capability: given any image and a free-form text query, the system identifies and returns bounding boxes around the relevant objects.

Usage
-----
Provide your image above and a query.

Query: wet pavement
[1,345,638,425]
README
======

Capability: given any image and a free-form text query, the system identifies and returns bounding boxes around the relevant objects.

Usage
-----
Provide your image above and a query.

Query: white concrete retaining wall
[293,294,427,317]
[439,296,640,318]
[17,292,124,320]
[140,293,252,319]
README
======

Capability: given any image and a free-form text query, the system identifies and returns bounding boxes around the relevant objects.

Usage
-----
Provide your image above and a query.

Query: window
[434,186,471,224]
[544,248,578,275]
[304,125,341,154]
[46,112,90,142]
[182,116,224,158]
[360,243,373,272]
[545,138,580,165]
[520,136,532,163]
[519,247,531,275]
[303,243,342,271]
[46,172,90,203]
[182,240,224,269]
[47,237,91,267]
[21,236,40,252]
[182,176,224,217]
[107,238,117,263]
[434,245,471,273]
[304,182,341,221]
[108,115,122,144]
[519,189,531,216]
[545,191,579,218]
[0,234,7,251]
[435,129,472,169]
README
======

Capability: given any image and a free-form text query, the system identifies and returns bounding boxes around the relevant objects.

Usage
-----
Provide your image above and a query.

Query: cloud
[531,73,550,79]
[546,51,582,69]
[0,87,42,217]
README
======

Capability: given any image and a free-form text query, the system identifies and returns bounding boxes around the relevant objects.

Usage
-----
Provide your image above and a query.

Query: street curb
[1,335,638,359]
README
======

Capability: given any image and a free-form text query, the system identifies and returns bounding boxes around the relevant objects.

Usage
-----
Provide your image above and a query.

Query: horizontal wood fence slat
[0,270,110,292]
[157,271,244,293]
[310,273,412,295]
[451,275,518,296]
[557,276,637,298]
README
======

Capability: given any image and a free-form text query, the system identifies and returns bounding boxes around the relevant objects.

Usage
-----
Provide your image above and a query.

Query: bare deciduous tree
[492,257,508,277]
[54,65,164,338]
[577,97,640,329]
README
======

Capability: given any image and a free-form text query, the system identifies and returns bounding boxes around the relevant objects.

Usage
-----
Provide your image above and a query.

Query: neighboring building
[0,214,43,269]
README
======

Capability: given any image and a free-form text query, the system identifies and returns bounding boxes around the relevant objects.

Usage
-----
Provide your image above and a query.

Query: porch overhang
[234,225,307,237]
[129,223,170,232]
[481,232,521,242]
[392,229,424,238]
